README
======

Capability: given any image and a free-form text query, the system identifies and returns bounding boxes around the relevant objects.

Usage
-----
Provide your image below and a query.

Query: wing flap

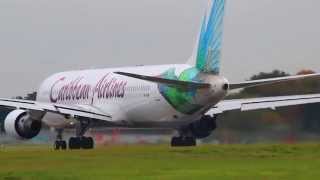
[241,96,320,111]
[208,94,320,115]
[229,73,320,90]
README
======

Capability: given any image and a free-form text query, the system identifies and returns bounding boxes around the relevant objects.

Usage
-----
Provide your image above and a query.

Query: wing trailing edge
[208,93,320,115]
[229,73,320,90]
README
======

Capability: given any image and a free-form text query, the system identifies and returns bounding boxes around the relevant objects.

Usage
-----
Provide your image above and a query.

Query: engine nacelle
[4,110,42,139]
[189,115,217,139]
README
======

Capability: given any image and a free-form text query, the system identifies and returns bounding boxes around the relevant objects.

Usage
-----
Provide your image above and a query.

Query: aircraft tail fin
[189,0,226,75]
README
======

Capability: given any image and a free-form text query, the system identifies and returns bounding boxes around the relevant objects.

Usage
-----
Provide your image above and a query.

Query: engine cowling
[189,115,217,139]
[4,110,42,139]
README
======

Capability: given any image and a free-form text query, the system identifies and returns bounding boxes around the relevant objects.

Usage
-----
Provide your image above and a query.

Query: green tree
[24,92,37,101]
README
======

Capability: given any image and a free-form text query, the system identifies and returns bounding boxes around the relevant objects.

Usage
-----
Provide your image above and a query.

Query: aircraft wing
[0,98,112,121]
[207,94,320,115]
[229,73,320,90]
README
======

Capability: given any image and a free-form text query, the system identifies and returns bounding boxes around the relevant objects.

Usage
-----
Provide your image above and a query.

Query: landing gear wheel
[186,137,196,146]
[61,141,67,150]
[54,129,67,150]
[69,137,94,150]
[81,137,94,149]
[54,141,60,150]
[69,137,81,150]
[54,140,67,150]
[171,137,196,147]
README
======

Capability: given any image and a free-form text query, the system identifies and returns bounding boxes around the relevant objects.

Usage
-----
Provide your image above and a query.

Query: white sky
[0,0,320,97]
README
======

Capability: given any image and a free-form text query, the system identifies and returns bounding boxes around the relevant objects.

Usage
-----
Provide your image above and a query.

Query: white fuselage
[37,64,228,128]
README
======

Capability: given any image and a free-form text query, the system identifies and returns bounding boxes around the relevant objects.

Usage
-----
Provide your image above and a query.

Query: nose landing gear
[54,129,67,150]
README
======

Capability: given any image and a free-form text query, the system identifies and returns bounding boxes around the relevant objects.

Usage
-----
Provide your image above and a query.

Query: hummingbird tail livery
[193,0,225,75]
[117,0,227,86]
[1,0,320,149]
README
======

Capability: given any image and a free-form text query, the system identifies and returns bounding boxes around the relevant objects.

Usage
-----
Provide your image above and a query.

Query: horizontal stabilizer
[114,72,211,89]
[229,73,320,90]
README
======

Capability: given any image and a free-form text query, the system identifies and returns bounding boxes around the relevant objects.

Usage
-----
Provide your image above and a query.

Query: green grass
[0,144,320,180]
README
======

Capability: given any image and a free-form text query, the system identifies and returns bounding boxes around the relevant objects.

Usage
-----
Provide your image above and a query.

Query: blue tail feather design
[196,0,226,74]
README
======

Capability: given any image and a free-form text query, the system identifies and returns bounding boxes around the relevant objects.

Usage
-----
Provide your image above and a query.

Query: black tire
[171,137,184,147]
[171,137,197,147]
[54,141,61,150]
[87,137,94,149]
[81,137,94,149]
[185,137,196,146]
[61,141,67,150]
[69,137,81,150]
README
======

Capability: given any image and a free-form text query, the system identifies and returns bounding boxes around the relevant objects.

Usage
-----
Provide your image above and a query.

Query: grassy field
[0,144,319,180]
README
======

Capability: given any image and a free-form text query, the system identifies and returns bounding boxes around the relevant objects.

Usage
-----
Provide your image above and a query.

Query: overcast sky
[0,0,320,97]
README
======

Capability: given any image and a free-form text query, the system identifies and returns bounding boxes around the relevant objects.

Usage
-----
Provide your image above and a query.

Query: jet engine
[189,115,217,139]
[4,110,42,139]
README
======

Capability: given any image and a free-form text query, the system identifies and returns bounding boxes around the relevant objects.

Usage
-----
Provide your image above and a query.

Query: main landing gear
[171,128,197,147]
[171,136,196,147]
[68,119,94,149]
[54,119,95,150]
[68,137,94,150]
[171,115,218,147]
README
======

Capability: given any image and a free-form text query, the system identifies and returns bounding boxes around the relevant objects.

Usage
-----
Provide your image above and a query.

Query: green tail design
[158,0,226,114]
[196,0,226,74]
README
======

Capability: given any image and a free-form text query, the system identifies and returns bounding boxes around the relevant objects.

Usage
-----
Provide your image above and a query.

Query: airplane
[1,0,320,150]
